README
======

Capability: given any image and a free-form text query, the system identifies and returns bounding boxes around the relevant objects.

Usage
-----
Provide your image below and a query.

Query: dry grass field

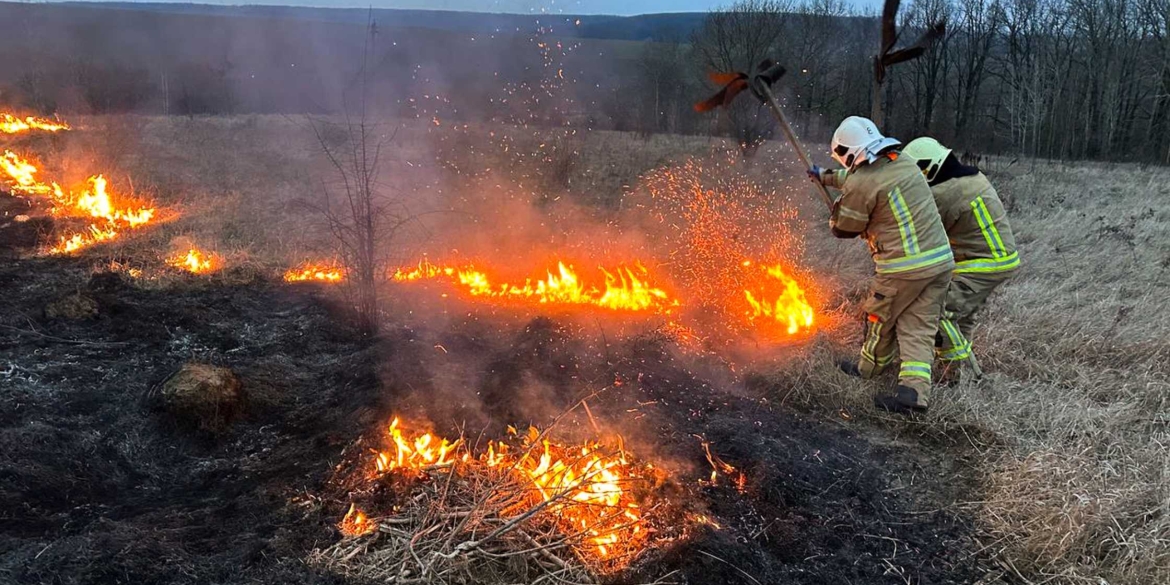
[3,114,1169,584]
[783,158,1170,584]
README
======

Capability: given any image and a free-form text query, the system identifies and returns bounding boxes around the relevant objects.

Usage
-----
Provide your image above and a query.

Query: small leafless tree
[308,14,410,335]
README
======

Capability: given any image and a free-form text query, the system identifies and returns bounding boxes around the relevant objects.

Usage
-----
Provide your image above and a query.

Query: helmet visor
[832,144,856,169]
[916,156,943,181]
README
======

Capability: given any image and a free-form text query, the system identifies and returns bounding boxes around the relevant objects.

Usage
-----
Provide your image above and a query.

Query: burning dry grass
[315,468,627,584]
[391,258,676,314]
[167,247,221,274]
[313,414,674,584]
[284,262,345,283]
[21,114,1168,583]
[0,112,70,134]
[2,131,157,254]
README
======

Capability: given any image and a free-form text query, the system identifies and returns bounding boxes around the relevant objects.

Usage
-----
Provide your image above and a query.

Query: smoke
[0,2,828,456]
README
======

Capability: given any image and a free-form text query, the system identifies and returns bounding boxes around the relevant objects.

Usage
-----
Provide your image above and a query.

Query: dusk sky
[71,0,884,16]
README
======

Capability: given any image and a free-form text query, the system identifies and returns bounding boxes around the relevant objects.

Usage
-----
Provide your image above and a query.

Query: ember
[0,113,70,134]
[284,263,345,283]
[392,258,674,313]
[338,503,375,538]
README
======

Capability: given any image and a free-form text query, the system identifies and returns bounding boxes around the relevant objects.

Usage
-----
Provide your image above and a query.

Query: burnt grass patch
[2,256,988,584]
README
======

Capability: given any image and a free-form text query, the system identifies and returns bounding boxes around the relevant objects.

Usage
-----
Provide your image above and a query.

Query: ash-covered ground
[0,250,991,584]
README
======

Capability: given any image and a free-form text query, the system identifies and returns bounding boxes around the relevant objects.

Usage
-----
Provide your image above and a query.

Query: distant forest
[0,0,1167,163]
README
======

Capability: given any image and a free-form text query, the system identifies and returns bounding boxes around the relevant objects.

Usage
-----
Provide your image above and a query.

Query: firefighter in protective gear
[901,137,1019,380]
[809,116,955,415]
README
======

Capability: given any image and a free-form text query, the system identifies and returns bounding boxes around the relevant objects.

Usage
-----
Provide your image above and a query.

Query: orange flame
[2,149,157,254]
[50,225,119,254]
[743,262,815,335]
[169,248,220,274]
[68,175,155,227]
[338,503,375,537]
[374,418,461,473]
[392,259,674,313]
[0,113,70,134]
[367,419,650,561]
[504,438,644,558]
[284,263,345,283]
[1,151,56,194]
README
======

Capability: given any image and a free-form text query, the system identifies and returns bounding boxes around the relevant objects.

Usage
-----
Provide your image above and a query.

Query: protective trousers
[858,271,951,406]
[936,271,1014,363]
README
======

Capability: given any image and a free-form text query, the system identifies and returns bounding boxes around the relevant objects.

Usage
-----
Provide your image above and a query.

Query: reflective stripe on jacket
[829,155,954,279]
[931,173,1019,274]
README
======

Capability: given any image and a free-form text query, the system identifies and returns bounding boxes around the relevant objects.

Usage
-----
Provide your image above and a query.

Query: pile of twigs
[313,462,600,583]
[311,432,677,584]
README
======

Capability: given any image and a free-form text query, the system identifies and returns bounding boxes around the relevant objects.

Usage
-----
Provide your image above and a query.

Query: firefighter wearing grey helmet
[902,137,1020,383]
[808,117,955,415]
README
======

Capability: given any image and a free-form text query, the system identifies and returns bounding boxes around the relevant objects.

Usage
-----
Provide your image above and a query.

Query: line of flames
[1,149,156,254]
[392,257,816,334]
[343,418,649,562]
[284,263,345,283]
[0,113,70,134]
[392,259,674,313]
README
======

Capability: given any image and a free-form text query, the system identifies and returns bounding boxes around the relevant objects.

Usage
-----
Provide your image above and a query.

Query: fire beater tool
[871,0,947,127]
[695,59,833,212]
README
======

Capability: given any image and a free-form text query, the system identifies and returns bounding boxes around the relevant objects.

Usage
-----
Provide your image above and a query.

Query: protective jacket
[821,153,954,403]
[823,154,954,279]
[931,173,1019,275]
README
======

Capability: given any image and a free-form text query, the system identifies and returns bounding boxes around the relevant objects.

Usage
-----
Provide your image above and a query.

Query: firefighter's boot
[874,385,928,415]
[838,360,863,378]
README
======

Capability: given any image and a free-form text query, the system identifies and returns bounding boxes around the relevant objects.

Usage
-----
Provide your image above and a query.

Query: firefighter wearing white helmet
[807,116,955,415]
[902,136,1020,383]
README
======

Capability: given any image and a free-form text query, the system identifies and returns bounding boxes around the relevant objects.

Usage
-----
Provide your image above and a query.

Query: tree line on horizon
[628,0,1170,164]
[0,0,1166,164]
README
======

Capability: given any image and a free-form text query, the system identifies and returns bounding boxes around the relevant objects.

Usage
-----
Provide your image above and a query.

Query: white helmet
[902,137,952,182]
[830,116,901,170]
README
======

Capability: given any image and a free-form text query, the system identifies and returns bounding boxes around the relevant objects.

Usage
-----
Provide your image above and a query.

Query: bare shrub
[306,15,413,335]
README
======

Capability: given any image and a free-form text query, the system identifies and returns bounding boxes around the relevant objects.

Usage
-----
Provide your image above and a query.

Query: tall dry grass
[55,116,1170,583]
[777,158,1170,584]
[942,162,1170,584]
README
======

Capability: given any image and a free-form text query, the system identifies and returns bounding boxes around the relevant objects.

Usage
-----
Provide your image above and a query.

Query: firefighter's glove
[807,165,824,185]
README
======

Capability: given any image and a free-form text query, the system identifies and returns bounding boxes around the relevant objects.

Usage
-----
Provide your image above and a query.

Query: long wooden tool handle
[757,84,834,212]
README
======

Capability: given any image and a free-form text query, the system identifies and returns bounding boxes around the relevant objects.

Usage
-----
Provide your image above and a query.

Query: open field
[2,115,1169,584]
